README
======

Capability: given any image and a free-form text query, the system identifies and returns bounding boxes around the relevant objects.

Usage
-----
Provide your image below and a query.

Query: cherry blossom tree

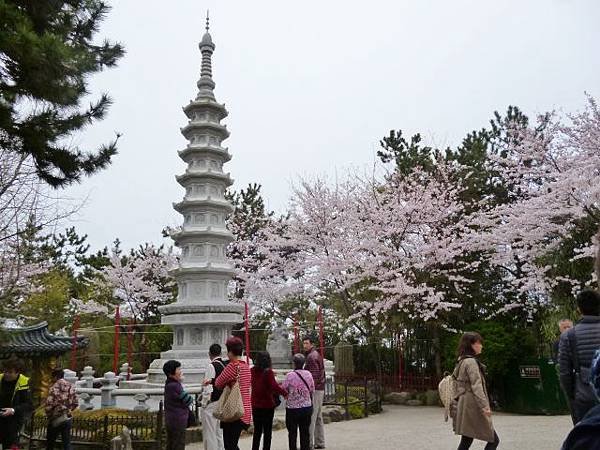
[242,96,600,332]
[93,243,177,322]
[227,184,273,301]
[243,162,480,335]
[471,95,600,311]
[0,142,75,317]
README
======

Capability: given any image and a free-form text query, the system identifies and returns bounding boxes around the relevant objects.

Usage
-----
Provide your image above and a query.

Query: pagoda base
[146,357,212,385]
[146,302,243,385]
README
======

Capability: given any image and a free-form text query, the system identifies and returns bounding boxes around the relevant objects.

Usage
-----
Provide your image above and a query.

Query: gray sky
[64,0,600,251]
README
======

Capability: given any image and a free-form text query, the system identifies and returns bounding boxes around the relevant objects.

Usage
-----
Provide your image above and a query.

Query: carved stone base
[146,357,212,385]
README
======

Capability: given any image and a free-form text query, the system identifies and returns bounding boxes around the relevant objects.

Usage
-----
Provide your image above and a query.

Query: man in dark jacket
[163,360,194,450]
[559,290,600,424]
[0,357,33,449]
[561,348,600,449]
[201,343,228,450]
[303,335,326,450]
[553,319,573,362]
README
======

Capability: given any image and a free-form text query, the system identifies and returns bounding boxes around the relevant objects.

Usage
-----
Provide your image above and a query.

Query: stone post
[81,366,95,389]
[64,369,78,386]
[119,363,130,382]
[334,342,354,375]
[100,371,118,408]
[133,393,150,412]
[110,427,132,450]
[79,392,94,411]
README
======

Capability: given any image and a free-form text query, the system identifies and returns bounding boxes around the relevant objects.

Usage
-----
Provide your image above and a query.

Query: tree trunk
[596,230,600,290]
[140,332,149,372]
[430,322,443,379]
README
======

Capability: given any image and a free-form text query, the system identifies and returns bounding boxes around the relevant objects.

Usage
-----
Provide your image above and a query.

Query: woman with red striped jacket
[215,337,252,450]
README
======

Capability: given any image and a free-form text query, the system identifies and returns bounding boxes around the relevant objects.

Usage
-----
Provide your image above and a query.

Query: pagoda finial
[197,13,216,99]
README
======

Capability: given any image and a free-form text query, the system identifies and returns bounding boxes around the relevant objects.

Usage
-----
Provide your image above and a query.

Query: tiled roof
[0,322,89,358]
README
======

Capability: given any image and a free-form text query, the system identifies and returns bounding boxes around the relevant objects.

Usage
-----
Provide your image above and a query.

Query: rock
[406,399,423,407]
[425,389,440,406]
[384,391,411,405]
[323,415,332,424]
[184,427,202,444]
[273,418,286,431]
[322,405,345,422]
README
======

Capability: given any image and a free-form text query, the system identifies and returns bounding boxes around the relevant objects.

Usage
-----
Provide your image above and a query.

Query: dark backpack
[210,358,229,403]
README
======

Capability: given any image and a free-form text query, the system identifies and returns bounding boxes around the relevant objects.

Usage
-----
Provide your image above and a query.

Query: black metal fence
[324,376,382,419]
[26,403,164,449]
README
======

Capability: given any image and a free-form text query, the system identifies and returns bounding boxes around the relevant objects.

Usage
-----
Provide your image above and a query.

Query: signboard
[519,365,541,379]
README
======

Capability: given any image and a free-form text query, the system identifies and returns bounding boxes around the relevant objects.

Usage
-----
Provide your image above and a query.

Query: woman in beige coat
[452,332,500,450]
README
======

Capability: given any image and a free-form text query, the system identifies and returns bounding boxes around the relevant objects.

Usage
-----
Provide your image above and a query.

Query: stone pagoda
[147,19,244,385]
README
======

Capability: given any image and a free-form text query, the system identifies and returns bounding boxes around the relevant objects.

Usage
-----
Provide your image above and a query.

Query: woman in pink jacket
[282,354,315,450]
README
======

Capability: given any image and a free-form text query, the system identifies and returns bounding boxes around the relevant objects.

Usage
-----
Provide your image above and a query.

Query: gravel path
[187,405,573,449]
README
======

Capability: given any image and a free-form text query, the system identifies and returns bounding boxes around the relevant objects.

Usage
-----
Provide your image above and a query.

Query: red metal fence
[348,339,442,393]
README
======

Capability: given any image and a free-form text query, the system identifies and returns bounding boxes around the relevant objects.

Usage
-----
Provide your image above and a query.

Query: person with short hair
[452,332,500,450]
[214,337,252,450]
[561,348,600,449]
[45,368,78,450]
[552,319,574,362]
[559,290,600,424]
[163,360,194,450]
[251,351,287,450]
[302,335,325,450]
[0,357,33,449]
[282,353,315,450]
[201,343,228,450]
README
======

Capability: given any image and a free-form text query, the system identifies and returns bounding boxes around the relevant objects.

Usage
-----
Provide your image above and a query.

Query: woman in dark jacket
[251,351,287,450]
[163,360,194,450]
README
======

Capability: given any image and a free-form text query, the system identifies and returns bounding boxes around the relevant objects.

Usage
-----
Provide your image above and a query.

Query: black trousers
[252,407,275,450]
[286,407,312,450]
[0,416,19,449]
[222,419,247,450]
[47,420,72,450]
[166,426,186,450]
[457,431,500,450]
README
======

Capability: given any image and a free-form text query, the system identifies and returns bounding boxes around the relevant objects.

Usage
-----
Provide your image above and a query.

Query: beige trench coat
[452,357,495,443]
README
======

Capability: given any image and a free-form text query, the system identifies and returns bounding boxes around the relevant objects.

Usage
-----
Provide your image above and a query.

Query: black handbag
[187,408,198,428]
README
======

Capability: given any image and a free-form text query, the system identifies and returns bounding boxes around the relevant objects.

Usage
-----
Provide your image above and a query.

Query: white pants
[201,401,224,450]
[309,390,325,449]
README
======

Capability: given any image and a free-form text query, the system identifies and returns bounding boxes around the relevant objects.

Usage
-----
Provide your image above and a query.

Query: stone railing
[64,364,203,411]
[67,362,334,412]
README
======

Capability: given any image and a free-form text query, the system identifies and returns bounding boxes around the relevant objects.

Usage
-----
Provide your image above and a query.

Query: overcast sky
[63,0,600,251]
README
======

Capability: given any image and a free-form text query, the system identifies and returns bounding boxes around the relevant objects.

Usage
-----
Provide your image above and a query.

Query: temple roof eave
[160,304,244,315]
[176,171,233,186]
[173,199,235,214]
[183,100,228,119]
[0,321,89,358]
[178,146,232,163]
[169,265,236,278]
[181,123,230,141]
[172,229,235,243]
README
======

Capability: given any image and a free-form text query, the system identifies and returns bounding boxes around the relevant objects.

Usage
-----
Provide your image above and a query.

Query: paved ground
[187,405,573,450]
